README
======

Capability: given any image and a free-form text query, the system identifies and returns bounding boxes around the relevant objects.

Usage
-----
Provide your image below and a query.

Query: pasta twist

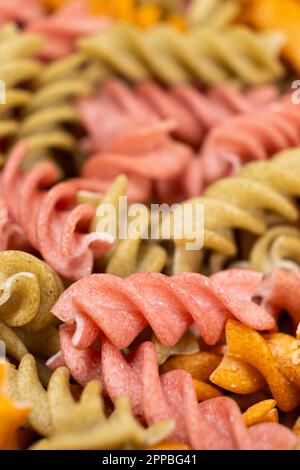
[17,52,107,166]
[0,24,43,163]
[48,324,296,450]
[79,90,194,203]
[210,320,300,411]
[0,0,111,60]
[77,176,167,278]
[50,269,276,351]
[172,147,300,274]
[243,0,300,74]
[0,0,43,26]
[187,0,242,28]
[239,225,300,273]
[0,361,29,450]
[93,78,279,146]
[0,250,63,331]
[79,22,285,86]
[7,353,173,449]
[2,141,114,280]
[192,98,300,191]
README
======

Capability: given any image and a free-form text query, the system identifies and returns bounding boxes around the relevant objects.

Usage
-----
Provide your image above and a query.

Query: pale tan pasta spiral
[79,22,285,86]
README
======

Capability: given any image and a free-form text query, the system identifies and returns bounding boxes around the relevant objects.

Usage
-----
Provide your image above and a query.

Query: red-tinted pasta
[79,91,194,203]
[102,79,279,146]
[2,141,114,280]
[47,326,296,450]
[188,98,300,195]
[49,270,275,352]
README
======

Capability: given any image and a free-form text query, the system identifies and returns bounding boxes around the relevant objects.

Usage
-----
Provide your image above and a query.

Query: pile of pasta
[2,0,300,452]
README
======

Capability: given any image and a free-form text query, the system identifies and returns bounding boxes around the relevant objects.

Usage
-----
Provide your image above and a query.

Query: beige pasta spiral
[79,22,285,85]
[0,250,63,331]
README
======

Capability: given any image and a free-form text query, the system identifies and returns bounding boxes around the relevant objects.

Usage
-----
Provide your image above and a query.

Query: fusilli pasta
[79,22,285,85]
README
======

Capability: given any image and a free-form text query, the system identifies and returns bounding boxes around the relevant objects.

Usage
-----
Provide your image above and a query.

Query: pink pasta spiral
[47,325,296,450]
[0,0,43,26]
[79,89,194,203]
[49,269,276,352]
[2,141,114,280]
[100,79,279,146]
[187,98,300,195]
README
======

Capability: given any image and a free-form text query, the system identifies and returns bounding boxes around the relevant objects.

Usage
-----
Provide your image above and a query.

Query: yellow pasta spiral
[6,353,173,447]
[79,22,285,85]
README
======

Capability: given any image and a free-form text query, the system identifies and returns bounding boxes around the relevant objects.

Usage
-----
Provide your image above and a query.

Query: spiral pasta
[243,0,300,74]
[17,52,108,166]
[0,250,63,331]
[0,24,43,163]
[239,225,300,273]
[50,269,276,353]
[187,0,242,28]
[6,353,173,449]
[79,22,285,86]
[210,320,300,412]
[171,147,300,274]
[79,92,194,203]
[48,324,296,449]
[0,360,29,450]
[0,0,111,60]
[2,141,114,280]
[77,176,167,277]
[88,78,279,147]
[187,98,300,192]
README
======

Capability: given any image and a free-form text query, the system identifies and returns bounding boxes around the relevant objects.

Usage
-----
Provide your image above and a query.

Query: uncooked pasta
[0,0,300,454]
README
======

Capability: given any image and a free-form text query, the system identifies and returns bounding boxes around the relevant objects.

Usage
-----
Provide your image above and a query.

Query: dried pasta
[79,22,285,85]
[0,360,29,450]
[0,250,63,331]
[0,24,43,164]
[85,78,279,147]
[0,0,111,60]
[191,98,300,192]
[171,147,300,274]
[244,0,300,74]
[79,91,193,203]
[187,0,242,28]
[6,353,173,449]
[2,141,114,280]
[77,176,167,277]
[48,322,296,449]
[241,225,300,273]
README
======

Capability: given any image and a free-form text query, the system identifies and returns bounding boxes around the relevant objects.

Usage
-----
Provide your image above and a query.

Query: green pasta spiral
[77,175,167,278]
[0,24,43,164]
[17,52,108,167]
[79,22,285,85]
[6,354,173,447]
[171,148,300,274]
[0,251,63,331]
